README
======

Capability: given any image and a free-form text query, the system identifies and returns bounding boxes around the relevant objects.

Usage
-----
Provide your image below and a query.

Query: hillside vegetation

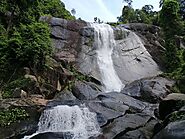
[0,0,74,82]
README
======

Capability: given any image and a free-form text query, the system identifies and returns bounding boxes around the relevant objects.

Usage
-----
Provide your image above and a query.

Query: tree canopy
[0,0,74,80]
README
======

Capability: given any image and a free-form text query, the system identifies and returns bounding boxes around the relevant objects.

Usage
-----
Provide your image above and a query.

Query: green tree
[159,0,184,72]
[159,0,182,39]
[142,5,154,14]
[121,6,136,23]
[0,0,74,81]
[119,4,156,24]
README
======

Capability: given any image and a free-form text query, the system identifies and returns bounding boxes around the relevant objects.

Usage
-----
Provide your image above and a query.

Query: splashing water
[23,105,100,139]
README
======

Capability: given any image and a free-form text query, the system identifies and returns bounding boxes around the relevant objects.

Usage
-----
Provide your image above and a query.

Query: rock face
[40,16,87,64]
[121,23,165,69]
[121,76,175,103]
[40,16,162,87]
[78,24,161,85]
[152,93,185,139]
[112,26,161,84]
[159,93,185,120]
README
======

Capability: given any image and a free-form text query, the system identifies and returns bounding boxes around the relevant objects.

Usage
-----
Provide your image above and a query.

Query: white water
[91,23,123,92]
[23,105,100,139]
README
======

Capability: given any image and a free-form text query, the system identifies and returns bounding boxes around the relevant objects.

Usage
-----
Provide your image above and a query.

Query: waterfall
[90,23,123,92]
[23,105,100,139]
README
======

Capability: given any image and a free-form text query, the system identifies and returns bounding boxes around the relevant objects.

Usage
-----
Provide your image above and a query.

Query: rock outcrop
[153,93,185,139]
[120,23,165,69]
[121,76,175,103]
[40,16,162,86]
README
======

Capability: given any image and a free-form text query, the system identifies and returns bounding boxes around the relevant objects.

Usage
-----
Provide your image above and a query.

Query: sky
[62,0,161,22]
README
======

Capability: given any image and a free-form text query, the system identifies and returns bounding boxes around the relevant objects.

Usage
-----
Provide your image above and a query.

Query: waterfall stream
[90,23,123,92]
[23,105,100,139]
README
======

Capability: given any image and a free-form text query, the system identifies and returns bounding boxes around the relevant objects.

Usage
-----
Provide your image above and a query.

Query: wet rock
[30,132,105,139]
[72,81,100,100]
[159,93,185,120]
[30,132,74,139]
[113,26,130,40]
[121,76,175,103]
[79,26,95,37]
[86,100,129,127]
[46,100,81,108]
[0,120,38,139]
[0,97,48,110]
[40,83,58,99]
[102,113,155,139]
[117,118,157,139]
[153,120,185,139]
[54,90,76,101]
[40,16,87,32]
[96,92,157,117]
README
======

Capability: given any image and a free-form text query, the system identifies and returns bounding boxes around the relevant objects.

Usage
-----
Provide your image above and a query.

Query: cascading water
[23,105,100,139]
[91,23,123,92]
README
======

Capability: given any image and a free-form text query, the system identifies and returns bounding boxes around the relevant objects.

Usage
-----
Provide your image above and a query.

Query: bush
[0,108,29,127]
[2,78,32,98]
[0,0,74,82]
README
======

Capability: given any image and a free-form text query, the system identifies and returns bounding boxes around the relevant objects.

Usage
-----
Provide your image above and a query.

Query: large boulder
[95,92,158,117]
[86,92,159,139]
[40,16,87,64]
[153,120,185,139]
[159,93,185,120]
[121,76,175,103]
[102,113,157,139]
[54,90,76,101]
[71,81,101,100]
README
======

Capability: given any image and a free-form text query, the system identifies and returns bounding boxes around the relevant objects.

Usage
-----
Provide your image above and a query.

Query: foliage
[159,0,182,39]
[160,0,185,19]
[0,0,74,82]
[0,108,29,127]
[169,111,185,122]
[0,23,51,81]
[159,0,185,93]
[0,0,74,27]
[66,64,90,83]
[120,6,136,23]
[38,0,75,20]
[159,0,184,70]
[118,5,159,25]
[65,65,91,91]
[2,78,31,98]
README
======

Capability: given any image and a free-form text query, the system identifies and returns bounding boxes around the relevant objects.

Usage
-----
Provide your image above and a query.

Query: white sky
[62,0,161,22]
